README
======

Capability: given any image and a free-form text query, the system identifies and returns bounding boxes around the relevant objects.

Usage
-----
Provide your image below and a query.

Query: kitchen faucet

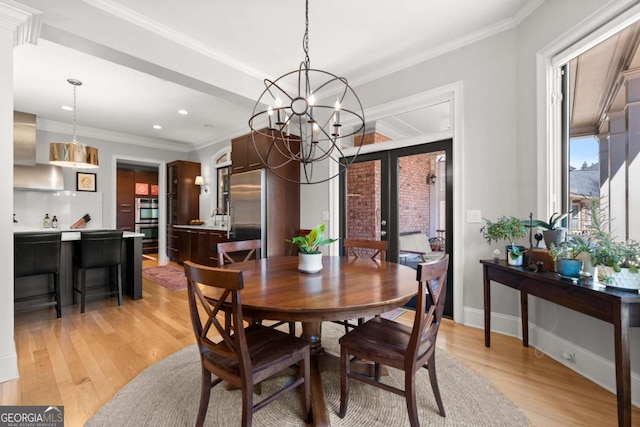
[211,208,222,226]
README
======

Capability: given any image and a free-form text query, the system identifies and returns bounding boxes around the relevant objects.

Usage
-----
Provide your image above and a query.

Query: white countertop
[173,224,229,231]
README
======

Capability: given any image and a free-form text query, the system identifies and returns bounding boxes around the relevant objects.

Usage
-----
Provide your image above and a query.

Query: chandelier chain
[303,0,310,68]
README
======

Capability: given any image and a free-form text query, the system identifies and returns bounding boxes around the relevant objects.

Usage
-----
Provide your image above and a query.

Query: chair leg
[339,346,349,418]
[301,351,311,424]
[54,272,61,318]
[116,264,122,306]
[427,353,445,417]
[196,368,212,427]
[241,380,253,427]
[288,322,296,336]
[405,368,419,427]
[72,265,77,306]
[80,268,86,314]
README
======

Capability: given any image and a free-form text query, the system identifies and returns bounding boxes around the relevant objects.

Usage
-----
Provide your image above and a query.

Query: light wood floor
[2,258,638,426]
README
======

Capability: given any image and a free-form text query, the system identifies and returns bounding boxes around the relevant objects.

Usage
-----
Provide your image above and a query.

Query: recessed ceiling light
[177,109,188,115]
[153,124,162,130]
[61,105,73,111]
[203,123,215,128]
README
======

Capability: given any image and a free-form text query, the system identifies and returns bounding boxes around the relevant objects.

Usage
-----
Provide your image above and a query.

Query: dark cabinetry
[231,130,300,257]
[167,225,228,266]
[167,160,201,225]
[116,169,135,231]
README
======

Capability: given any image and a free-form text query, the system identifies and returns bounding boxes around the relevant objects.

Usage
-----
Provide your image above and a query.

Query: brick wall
[399,153,434,235]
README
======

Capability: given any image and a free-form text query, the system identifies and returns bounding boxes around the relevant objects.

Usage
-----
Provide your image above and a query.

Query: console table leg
[520,291,529,347]
[614,304,631,427]
[483,265,491,347]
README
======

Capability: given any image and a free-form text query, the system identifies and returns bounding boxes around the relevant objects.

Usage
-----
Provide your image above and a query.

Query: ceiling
[12,0,544,152]
[568,21,640,137]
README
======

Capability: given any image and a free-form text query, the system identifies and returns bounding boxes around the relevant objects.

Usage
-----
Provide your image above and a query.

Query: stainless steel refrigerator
[229,169,266,250]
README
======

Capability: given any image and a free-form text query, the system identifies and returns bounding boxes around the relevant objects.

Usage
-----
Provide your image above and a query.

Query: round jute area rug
[87,323,530,426]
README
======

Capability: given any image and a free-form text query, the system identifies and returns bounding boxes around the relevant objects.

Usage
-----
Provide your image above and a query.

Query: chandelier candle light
[249,0,365,184]
[49,78,99,169]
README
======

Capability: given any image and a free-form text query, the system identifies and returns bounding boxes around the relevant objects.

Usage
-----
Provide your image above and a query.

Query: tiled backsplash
[14,190,103,229]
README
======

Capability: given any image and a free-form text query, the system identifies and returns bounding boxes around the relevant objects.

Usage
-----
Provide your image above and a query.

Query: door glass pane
[345,159,382,244]
[398,151,446,269]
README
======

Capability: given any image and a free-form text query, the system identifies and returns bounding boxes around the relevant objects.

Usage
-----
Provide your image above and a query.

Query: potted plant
[585,198,640,288]
[524,212,569,249]
[548,240,583,279]
[287,223,337,273]
[480,216,528,266]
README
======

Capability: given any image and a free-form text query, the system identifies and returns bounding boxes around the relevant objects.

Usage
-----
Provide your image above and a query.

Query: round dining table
[218,255,418,427]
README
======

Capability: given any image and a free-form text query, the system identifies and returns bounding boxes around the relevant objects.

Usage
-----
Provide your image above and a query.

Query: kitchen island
[13,229,144,314]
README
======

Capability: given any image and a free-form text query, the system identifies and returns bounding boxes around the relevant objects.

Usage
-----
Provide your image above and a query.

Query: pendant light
[49,78,99,169]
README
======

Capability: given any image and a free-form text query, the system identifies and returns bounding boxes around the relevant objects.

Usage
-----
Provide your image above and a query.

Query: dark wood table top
[216,255,418,322]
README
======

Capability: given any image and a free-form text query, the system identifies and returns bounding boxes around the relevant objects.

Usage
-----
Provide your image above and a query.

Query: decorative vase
[543,229,566,249]
[298,253,323,273]
[556,259,582,279]
[597,266,640,291]
[575,251,594,277]
[506,245,525,266]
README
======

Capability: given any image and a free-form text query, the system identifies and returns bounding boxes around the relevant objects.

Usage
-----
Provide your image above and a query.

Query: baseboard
[0,348,18,384]
[463,306,640,408]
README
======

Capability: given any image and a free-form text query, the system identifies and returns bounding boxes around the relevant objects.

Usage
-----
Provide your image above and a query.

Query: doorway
[340,139,453,317]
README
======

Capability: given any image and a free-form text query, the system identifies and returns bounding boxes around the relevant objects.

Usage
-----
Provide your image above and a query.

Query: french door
[340,139,453,317]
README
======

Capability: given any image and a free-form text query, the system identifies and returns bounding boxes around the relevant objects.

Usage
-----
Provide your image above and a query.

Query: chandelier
[248,0,365,184]
[49,78,99,169]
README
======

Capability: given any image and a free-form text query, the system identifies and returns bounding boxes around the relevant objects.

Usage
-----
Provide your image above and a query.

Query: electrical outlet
[561,351,575,363]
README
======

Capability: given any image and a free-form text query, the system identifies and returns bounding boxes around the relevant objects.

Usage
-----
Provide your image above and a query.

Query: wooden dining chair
[217,239,295,335]
[339,254,450,427]
[183,261,311,427]
[217,240,262,266]
[334,238,388,333]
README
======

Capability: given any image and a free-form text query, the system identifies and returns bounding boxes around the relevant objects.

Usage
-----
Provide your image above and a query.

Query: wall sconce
[427,171,437,185]
[195,175,208,193]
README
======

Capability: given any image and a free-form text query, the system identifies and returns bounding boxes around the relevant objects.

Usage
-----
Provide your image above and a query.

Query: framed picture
[135,182,149,195]
[150,184,159,195]
[76,172,97,192]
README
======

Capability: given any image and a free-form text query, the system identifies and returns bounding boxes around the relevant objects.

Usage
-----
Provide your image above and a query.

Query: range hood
[13,111,64,191]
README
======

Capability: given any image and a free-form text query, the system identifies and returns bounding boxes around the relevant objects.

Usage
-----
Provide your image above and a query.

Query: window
[213,151,231,215]
[558,18,640,241]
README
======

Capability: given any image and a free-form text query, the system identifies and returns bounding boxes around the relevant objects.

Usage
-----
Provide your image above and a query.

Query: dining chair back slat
[217,240,261,266]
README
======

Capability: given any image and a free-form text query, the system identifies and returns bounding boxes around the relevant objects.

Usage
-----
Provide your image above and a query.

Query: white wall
[0,18,18,384]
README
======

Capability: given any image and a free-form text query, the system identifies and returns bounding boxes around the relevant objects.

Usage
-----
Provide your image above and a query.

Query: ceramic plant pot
[506,245,525,266]
[556,259,582,279]
[298,253,323,273]
[597,266,640,291]
[543,229,566,249]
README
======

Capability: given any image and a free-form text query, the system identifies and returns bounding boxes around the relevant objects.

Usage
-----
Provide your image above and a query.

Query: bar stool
[14,232,62,318]
[73,230,123,313]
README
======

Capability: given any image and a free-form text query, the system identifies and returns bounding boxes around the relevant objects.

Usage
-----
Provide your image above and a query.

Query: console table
[481,260,640,427]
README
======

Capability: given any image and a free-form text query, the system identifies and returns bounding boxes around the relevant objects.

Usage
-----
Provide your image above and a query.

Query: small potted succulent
[480,216,528,266]
[548,239,584,279]
[287,223,337,273]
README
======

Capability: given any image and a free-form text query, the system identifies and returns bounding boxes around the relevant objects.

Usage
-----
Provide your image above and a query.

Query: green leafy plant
[287,224,337,254]
[480,216,528,259]
[524,212,569,230]
[585,198,639,277]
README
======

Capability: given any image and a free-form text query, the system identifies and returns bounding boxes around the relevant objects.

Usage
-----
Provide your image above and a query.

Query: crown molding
[0,0,41,46]
[37,118,190,153]
[82,0,265,81]
[513,0,546,26]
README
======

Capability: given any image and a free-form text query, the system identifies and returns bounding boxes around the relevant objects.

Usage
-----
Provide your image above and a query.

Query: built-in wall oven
[135,198,159,223]
[135,198,159,252]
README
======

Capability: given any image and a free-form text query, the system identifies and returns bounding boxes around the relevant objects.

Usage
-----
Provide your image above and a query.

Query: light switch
[322,211,330,220]
[467,210,482,223]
